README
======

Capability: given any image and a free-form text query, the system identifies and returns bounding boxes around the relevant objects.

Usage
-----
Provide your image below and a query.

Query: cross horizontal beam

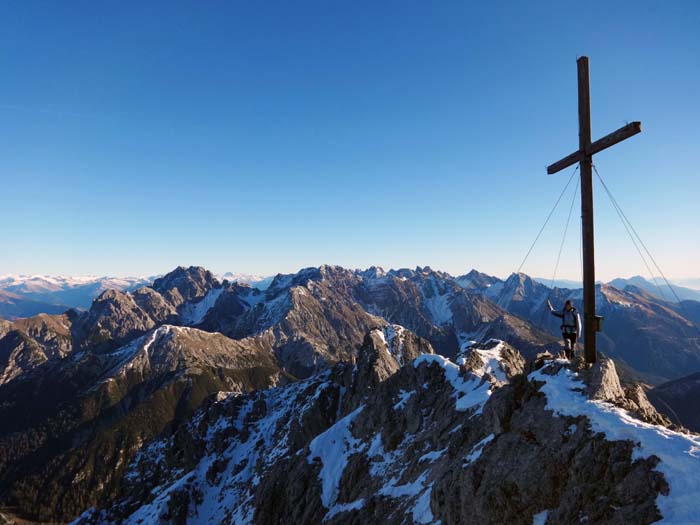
[547,121,642,174]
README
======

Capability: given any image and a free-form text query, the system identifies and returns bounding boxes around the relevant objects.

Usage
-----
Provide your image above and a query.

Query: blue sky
[1,1,698,280]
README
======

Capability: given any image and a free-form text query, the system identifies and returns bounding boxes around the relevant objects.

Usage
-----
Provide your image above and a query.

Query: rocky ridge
[74,335,700,525]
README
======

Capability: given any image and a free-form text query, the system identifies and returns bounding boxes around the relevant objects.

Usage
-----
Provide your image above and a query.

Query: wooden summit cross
[547,56,641,364]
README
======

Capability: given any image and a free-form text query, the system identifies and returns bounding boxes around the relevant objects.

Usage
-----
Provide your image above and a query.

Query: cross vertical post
[547,56,642,364]
[578,57,597,364]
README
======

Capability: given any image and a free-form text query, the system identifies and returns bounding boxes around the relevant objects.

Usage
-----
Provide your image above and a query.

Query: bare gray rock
[0,319,11,338]
[585,357,627,404]
[151,266,219,308]
[624,383,673,427]
[132,286,178,324]
[73,288,156,352]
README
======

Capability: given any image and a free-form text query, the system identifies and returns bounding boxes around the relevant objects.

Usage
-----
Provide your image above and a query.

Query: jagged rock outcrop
[71,267,221,353]
[624,383,673,427]
[73,336,699,525]
[73,288,157,352]
[152,266,219,308]
[132,286,179,324]
[0,313,74,384]
[454,269,501,291]
[0,318,10,337]
[0,267,218,385]
[194,265,554,377]
[584,356,628,404]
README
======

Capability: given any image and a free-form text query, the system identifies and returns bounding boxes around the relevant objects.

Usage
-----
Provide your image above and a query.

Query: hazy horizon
[2,263,699,290]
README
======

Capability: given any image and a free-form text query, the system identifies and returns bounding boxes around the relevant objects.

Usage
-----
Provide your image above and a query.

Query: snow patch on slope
[463,434,494,466]
[308,405,365,507]
[413,354,493,413]
[99,327,171,381]
[180,287,224,325]
[420,287,453,326]
[469,342,509,383]
[324,499,366,522]
[109,375,331,525]
[531,365,700,524]
[378,471,439,524]
[382,324,407,365]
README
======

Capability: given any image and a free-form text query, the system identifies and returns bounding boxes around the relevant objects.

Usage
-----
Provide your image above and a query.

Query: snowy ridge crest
[531,362,700,524]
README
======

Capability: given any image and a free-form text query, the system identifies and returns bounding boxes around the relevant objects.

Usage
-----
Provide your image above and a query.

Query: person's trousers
[562,333,577,358]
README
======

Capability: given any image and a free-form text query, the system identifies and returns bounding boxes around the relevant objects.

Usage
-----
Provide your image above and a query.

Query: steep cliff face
[74,336,698,525]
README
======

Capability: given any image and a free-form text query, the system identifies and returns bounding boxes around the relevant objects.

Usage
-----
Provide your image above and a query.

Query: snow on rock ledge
[414,339,523,413]
[531,364,700,524]
[308,405,365,507]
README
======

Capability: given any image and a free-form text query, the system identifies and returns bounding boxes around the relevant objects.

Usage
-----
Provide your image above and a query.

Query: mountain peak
[358,266,386,279]
[151,266,219,306]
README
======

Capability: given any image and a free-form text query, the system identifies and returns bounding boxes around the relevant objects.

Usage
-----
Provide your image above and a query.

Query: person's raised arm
[547,299,563,318]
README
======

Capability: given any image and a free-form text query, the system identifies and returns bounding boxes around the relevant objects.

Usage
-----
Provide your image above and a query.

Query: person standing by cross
[547,56,642,364]
[546,299,581,359]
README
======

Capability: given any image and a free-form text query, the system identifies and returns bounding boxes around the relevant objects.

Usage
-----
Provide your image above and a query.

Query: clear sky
[1,1,698,280]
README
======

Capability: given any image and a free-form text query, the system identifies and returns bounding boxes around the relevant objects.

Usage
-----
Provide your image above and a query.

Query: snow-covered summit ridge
[531,361,700,524]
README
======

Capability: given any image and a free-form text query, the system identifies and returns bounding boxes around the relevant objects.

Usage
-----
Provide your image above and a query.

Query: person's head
[564,300,573,311]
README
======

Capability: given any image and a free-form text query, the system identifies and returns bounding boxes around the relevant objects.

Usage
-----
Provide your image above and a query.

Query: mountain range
[3,272,699,318]
[533,276,700,303]
[0,265,698,523]
[0,272,274,320]
[456,270,700,385]
[0,290,67,321]
[0,275,153,316]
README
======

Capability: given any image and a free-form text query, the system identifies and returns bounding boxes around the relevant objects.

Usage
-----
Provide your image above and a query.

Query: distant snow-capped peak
[219,272,273,289]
